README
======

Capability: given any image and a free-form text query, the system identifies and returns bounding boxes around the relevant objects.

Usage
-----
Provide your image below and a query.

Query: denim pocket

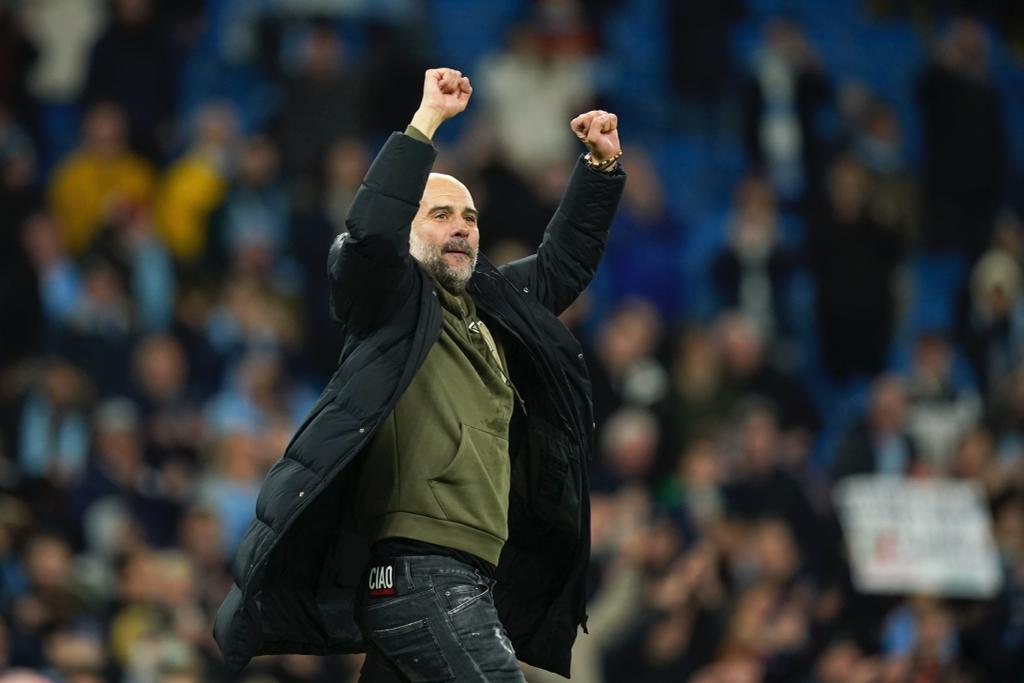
[370,618,454,682]
[438,582,489,615]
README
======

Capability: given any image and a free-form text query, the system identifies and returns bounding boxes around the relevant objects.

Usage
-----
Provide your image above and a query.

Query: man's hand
[571,110,621,168]
[409,68,472,140]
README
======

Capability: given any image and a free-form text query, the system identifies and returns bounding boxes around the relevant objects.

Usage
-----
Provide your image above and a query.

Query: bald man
[214,68,625,682]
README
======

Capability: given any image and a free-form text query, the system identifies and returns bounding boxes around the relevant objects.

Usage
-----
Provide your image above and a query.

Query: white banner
[834,476,1002,598]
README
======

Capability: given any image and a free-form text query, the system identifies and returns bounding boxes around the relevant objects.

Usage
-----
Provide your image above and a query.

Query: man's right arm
[328,68,472,331]
[328,133,435,330]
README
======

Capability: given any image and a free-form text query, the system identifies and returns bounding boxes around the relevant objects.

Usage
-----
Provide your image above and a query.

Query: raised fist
[571,110,621,164]
[419,68,472,122]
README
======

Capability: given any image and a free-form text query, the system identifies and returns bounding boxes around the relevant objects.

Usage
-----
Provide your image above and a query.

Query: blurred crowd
[0,0,1023,682]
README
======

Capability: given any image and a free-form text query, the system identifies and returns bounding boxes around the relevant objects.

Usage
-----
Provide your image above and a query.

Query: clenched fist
[571,110,621,167]
[410,68,472,140]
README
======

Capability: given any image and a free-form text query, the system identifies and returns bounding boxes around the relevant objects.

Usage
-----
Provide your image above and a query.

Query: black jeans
[355,554,526,682]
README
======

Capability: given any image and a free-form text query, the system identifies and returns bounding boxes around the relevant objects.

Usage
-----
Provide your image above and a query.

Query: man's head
[410,173,479,293]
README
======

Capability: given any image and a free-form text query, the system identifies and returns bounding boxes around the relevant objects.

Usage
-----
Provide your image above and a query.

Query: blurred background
[0,0,1023,681]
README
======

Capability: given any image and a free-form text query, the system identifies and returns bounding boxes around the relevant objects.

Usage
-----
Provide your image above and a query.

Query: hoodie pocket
[429,423,510,538]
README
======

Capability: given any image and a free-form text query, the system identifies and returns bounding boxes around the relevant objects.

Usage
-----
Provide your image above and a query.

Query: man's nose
[450,217,470,237]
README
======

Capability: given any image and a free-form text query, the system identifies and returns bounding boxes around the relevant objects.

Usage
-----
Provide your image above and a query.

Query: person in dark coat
[213,68,626,680]
[916,18,1006,256]
[831,374,919,481]
[808,153,906,381]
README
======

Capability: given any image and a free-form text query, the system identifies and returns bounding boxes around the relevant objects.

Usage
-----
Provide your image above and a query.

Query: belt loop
[403,558,414,590]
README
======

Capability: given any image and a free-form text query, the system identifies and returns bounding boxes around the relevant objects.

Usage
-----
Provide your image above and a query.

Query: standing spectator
[0,7,39,132]
[853,100,920,246]
[156,103,238,269]
[476,7,596,176]
[712,176,797,342]
[741,17,831,204]
[292,137,369,379]
[917,18,1006,256]
[0,115,44,365]
[593,146,687,322]
[82,0,179,160]
[19,0,104,107]
[275,23,361,196]
[666,0,746,133]
[48,103,156,257]
[808,153,906,381]
[832,374,919,480]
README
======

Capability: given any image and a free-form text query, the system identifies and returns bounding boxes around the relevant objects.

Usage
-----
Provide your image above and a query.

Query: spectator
[0,105,40,224]
[987,364,1024,465]
[593,407,661,491]
[70,398,181,547]
[589,299,668,427]
[82,0,179,160]
[194,432,262,554]
[666,0,746,133]
[292,137,369,379]
[55,257,136,398]
[832,374,919,480]
[20,213,81,331]
[476,5,596,176]
[156,103,238,268]
[716,312,820,442]
[659,328,732,472]
[218,135,290,279]
[853,99,920,245]
[131,334,202,467]
[90,201,176,334]
[19,0,104,108]
[275,23,361,195]
[7,534,80,668]
[808,153,906,381]
[917,18,1006,256]
[712,176,797,342]
[904,332,982,471]
[593,146,687,322]
[48,103,156,257]
[0,7,39,130]
[11,358,92,530]
[722,400,826,564]
[741,17,831,203]
[960,244,1024,397]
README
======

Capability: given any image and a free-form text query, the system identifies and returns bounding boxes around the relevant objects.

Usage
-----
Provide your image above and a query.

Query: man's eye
[434,212,448,220]
[465,215,477,225]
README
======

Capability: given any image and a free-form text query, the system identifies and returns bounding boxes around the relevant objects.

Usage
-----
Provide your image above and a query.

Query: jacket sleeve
[328,132,436,330]
[498,157,626,316]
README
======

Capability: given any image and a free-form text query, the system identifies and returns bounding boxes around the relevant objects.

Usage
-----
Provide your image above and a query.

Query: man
[213,68,625,680]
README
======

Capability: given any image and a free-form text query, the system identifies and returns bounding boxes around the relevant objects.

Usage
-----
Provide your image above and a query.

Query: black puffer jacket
[213,132,625,677]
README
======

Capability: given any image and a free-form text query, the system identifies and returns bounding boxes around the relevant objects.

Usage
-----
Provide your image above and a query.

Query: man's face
[410,173,480,292]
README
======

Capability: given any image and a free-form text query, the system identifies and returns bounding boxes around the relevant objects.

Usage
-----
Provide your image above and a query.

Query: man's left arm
[499,111,626,316]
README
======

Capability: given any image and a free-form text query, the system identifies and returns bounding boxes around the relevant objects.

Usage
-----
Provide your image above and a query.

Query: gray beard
[411,236,478,293]
[422,252,474,292]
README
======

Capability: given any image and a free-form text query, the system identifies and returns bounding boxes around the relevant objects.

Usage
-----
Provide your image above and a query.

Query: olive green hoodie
[354,278,517,565]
